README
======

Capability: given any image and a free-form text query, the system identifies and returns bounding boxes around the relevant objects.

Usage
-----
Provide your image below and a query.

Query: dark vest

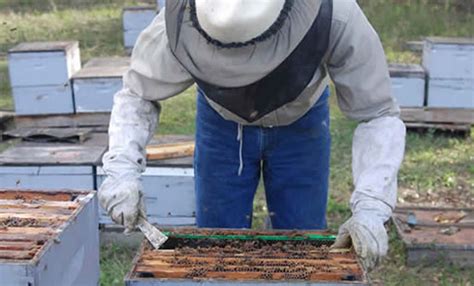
[167,0,333,122]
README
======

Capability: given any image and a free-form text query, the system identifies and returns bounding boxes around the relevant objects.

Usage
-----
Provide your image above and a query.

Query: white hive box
[123,6,157,50]
[389,64,426,107]
[8,42,81,115]
[422,37,474,80]
[428,78,474,108]
[97,135,196,227]
[72,57,130,113]
[0,189,99,286]
[0,134,107,191]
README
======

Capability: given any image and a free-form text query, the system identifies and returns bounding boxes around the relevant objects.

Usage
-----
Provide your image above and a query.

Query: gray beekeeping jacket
[125,0,400,125]
[103,0,406,224]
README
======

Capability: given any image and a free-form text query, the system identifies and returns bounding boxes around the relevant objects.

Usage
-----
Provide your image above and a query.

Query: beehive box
[389,64,426,107]
[123,6,157,50]
[0,189,99,286]
[0,134,107,190]
[427,78,474,109]
[8,42,81,115]
[393,207,474,267]
[72,57,130,113]
[422,37,474,80]
[97,135,195,227]
[125,229,368,285]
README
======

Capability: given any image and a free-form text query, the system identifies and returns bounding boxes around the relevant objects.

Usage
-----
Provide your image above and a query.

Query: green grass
[1,1,473,285]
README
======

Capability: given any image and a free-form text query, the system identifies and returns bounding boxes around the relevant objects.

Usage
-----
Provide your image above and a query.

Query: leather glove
[332,116,406,270]
[332,212,388,271]
[98,177,146,233]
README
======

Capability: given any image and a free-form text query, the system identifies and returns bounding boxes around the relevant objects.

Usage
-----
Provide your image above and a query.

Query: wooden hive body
[97,135,196,227]
[0,134,107,191]
[393,207,474,267]
[72,57,130,113]
[389,64,426,107]
[0,189,99,286]
[422,37,474,109]
[8,41,81,115]
[125,229,368,285]
[123,6,157,50]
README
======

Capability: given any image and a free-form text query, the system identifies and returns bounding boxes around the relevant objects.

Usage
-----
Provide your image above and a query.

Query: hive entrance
[131,230,366,283]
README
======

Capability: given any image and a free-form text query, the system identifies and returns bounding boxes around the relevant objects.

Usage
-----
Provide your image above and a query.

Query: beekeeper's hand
[332,204,388,271]
[99,177,146,233]
[332,116,406,271]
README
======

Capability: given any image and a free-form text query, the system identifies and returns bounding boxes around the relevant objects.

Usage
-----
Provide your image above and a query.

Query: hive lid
[0,133,107,166]
[425,37,474,46]
[9,41,79,53]
[72,57,130,79]
[389,63,426,78]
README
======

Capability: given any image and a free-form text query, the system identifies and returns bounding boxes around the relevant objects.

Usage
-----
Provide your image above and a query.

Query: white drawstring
[237,124,244,176]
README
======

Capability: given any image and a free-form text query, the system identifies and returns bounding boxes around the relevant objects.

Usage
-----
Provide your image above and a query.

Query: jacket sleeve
[327,1,406,221]
[102,9,194,180]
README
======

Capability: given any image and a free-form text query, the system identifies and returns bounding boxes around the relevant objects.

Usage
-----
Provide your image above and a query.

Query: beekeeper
[99,0,406,270]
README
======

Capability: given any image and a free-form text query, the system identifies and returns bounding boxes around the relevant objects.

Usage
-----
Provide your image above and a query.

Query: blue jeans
[194,88,331,230]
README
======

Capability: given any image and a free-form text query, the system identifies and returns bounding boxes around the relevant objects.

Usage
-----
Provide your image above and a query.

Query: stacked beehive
[72,57,130,113]
[0,189,99,285]
[8,42,81,115]
[123,6,158,52]
[96,135,196,228]
[423,37,474,108]
[389,64,426,108]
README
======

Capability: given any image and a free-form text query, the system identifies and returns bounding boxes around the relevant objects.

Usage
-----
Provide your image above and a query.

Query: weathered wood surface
[147,142,195,161]
[147,135,194,167]
[393,207,474,267]
[0,133,107,165]
[3,127,92,143]
[14,112,110,129]
[73,57,130,79]
[9,41,78,53]
[401,108,474,124]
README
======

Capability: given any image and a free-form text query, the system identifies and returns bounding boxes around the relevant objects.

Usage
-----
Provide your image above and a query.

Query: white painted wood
[73,78,123,112]
[390,77,426,107]
[8,43,81,87]
[427,78,474,108]
[123,7,156,49]
[0,173,95,190]
[12,84,74,115]
[123,7,157,31]
[423,38,474,80]
[124,30,144,49]
[96,166,196,226]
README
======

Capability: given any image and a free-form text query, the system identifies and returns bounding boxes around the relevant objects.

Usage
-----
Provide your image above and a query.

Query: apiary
[72,57,130,113]
[393,206,474,267]
[8,41,81,115]
[125,229,368,285]
[123,6,157,51]
[97,135,195,227]
[0,189,99,286]
[0,133,107,190]
[389,64,426,107]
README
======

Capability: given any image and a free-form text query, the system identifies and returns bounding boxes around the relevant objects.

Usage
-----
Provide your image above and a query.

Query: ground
[0,0,473,285]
